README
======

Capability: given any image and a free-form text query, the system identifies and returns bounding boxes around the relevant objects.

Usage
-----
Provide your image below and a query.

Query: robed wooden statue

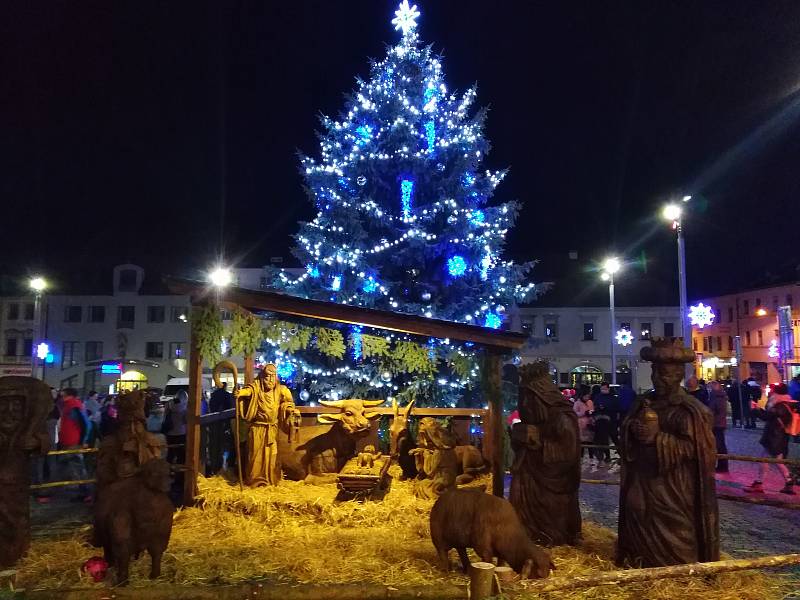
[617,337,720,567]
[234,363,298,486]
[510,361,581,546]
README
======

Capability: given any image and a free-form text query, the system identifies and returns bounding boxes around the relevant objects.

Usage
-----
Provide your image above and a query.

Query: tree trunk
[468,561,495,600]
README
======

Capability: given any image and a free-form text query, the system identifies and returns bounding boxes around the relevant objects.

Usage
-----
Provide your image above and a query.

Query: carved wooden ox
[278,398,383,484]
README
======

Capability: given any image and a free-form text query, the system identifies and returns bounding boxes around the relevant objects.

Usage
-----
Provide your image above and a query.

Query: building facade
[40,264,192,393]
[0,296,37,377]
[514,305,681,392]
[690,282,800,385]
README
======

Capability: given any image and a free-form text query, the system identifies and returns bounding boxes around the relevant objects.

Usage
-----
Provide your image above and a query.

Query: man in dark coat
[617,338,720,567]
[510,361,581,546]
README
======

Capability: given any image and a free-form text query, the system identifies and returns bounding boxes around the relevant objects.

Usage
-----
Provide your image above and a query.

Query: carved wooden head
[317,398,384,434]
[389,398,415,455]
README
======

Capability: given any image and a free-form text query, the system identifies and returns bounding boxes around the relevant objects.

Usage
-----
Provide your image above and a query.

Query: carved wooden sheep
[430,488,553,578]
[92,458,173,585]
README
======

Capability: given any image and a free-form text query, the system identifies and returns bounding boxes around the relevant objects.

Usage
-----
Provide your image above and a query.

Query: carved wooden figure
[278,398,383,483]
[96,390,164,492]
[0,376,51,567]
[509,361,581,547]
[389,398,417,479]
[93,458,174,585]
[430,488,553,578]
[617,338,720,567]
[412,417,458,499]
[234,363,298,486]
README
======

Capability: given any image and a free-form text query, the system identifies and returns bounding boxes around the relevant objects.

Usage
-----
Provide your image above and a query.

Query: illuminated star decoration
[616,328,634,347]
[688,303,716,329]
[768,340,779,359]
[392,0,420,36]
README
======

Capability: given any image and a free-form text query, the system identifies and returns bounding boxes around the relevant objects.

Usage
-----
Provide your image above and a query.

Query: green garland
[315,327,345,359]
[191,304,224,365]
[229,308,263,357]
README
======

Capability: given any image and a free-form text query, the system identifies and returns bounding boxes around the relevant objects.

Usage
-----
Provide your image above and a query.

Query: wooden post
[468,561,495,600]
[183,323,203,506]
[482,351,505,498]
[244,353,255,384]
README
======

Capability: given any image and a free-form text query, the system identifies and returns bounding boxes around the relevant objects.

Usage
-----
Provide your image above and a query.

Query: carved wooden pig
[430,488,553,578]
[92,458,173,585]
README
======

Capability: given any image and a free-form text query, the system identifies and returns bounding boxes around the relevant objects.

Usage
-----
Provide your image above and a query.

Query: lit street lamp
[662,197,692,380]
[209,267,233,288]
[29,276,48,380]
[601,257,622,385]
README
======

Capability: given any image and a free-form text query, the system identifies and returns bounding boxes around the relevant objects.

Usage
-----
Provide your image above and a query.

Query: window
[755,297,761,307]
[83,370,100,396]
[147,306,165,323]
[5,337,17,357]
[728,307,734,323]
[745,331,751,346]
[145,342,164,359]
[85,341,103,362]
[170,307,189,323]
[88,306,106,323]
[23,303,34,320]
[693,338,698,351]
[664,322,674,337]
[773,296,779,312]
[787,294,793,307]
[61,342,79,369]
[169,342,186,359]
[757,330,763,346]
[728,336,733,352]
[620,322,631,332]
[117,306,135,329]
[743,300,750,315]
[545,322,558,340]
[716,336,722,351]
[709,336,715,352]
[60,375,78,390]
[118,268,138,292]
[583,323,595,341]
[22,338,32,357]
[64,305,82,323]
[6,303,19,320]
[703,337,709,351]
[640,323,651,340]
[521,319,535,335]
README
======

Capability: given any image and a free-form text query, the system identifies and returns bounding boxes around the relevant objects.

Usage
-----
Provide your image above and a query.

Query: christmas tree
[266,1,538,406]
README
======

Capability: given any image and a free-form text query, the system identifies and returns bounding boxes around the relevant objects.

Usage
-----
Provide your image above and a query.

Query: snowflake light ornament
[768,339,779,359]
[616,328,634,347]
[688,303,715,329]
[392,0,420,36]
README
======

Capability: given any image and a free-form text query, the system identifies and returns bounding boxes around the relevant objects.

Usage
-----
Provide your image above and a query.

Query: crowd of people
[565,374,800,495]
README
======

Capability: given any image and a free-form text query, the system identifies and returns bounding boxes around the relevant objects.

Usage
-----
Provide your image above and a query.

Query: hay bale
[10,475,794,598]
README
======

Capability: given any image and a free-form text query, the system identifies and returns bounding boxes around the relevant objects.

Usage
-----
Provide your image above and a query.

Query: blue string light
[400,179,414,219]
[424,120,435,150]
[355,125,372,143]
[484,312,502,329]
[351,326,363,360]
[447,255,467,277]
[307,264,320,278]
[462,172,475,187]
[469,210,485,225]
[276,361,296,380]
[331,275,342,291]
[363,277,378,293]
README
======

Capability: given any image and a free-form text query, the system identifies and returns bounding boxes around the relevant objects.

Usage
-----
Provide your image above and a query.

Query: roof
[165,277,528,352]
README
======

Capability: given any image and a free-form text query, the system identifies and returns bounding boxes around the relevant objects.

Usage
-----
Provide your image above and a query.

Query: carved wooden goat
[389,398,417,479]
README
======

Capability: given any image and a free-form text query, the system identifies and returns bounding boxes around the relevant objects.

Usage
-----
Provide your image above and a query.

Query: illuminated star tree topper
[392,0,420,37]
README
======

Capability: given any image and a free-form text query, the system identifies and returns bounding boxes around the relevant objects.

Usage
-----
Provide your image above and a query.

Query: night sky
[3,1,799,304]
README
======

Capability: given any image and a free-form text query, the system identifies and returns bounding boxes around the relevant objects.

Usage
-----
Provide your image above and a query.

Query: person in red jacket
[57,388,91,502]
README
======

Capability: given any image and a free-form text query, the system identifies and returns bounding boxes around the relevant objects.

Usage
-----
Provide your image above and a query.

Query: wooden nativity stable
[165,276,528,505]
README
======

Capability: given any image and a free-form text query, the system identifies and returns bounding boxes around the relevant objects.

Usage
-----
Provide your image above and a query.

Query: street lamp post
[663,199,692,380]
[601,258,622,385]
[29,276,47,380]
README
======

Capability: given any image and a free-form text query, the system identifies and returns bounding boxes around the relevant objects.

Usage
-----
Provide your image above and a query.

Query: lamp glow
[29,277,47,292]
[209,267,233,288]
[755,307,767,317]
[602,257,621,275]
[662,203,682,222]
